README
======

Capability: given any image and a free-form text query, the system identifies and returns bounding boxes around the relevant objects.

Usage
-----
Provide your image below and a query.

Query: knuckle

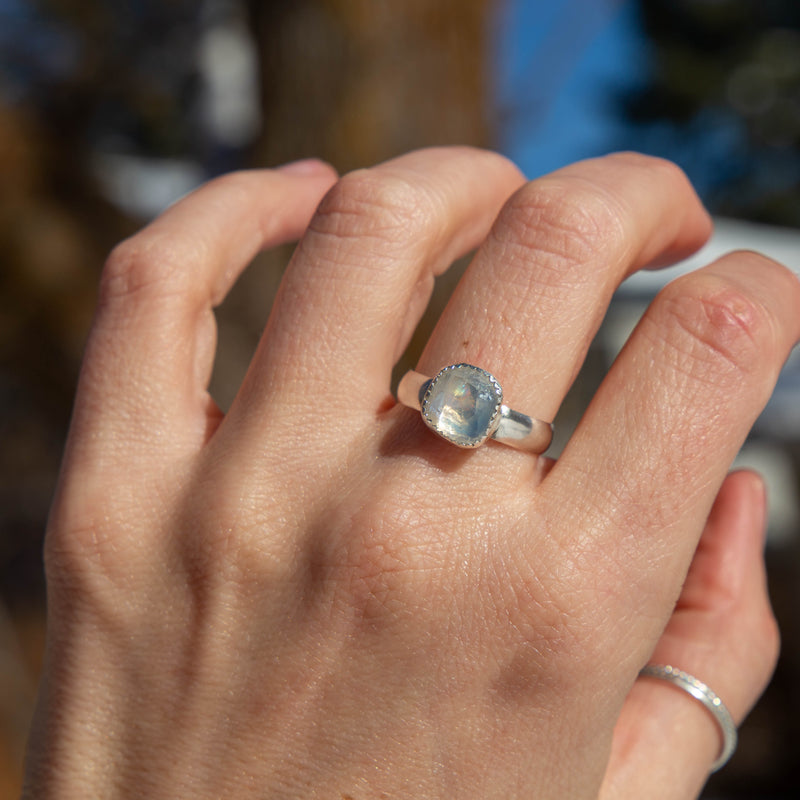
[44,500,154,626]
[184,466,296,586]
[308,169,432,251]
[101,232,201,306]
[606,151,689,185]
[202,513,291,590]
[494,178,625,292]
[652,274,773,384]
[203,169,254,197]
[45,523,116,598]
[323,498,439,629]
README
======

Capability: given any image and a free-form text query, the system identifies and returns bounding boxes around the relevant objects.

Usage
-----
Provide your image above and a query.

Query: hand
[23,149,800,798]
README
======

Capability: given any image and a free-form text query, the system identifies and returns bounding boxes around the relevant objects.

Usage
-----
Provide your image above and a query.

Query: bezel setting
[420,363,503,448]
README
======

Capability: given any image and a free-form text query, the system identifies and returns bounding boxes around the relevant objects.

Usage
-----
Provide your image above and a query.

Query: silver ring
[639,664,737,772]
[397,363,553,453]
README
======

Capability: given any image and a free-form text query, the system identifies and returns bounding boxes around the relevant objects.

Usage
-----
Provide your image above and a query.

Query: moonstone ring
[397,363,553,453]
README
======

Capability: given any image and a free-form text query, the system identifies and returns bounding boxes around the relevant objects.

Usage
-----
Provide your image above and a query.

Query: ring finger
[417,152,712,427]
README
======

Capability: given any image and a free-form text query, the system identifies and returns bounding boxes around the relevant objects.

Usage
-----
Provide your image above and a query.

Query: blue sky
[490,0,794,208]
[493,0,650,179]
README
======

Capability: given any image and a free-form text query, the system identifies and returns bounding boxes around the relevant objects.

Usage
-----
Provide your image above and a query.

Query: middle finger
[226,146,526,440]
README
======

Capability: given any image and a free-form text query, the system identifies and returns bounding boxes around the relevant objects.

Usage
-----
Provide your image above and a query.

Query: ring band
[397,363,553,453]
[639,664,737,772]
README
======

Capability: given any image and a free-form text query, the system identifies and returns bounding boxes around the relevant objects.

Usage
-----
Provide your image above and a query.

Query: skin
[22,148,800,798]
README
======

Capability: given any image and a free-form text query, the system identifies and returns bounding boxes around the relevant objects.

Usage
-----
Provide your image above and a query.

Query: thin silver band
[397,369,553,453]
[639,664,737,772]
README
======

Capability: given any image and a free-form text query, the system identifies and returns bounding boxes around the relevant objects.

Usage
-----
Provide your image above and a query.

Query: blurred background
[1,0,799,796]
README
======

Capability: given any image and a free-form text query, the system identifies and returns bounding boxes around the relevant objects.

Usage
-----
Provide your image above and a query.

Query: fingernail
[276,158,332,176]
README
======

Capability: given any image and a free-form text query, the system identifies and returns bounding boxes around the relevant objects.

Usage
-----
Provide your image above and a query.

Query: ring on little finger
[638,663,737,772]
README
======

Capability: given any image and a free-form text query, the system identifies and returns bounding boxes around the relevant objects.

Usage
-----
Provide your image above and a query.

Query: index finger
[69,163,338,464]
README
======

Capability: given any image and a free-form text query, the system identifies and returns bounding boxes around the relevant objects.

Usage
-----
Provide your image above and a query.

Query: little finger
[599,471,777,799]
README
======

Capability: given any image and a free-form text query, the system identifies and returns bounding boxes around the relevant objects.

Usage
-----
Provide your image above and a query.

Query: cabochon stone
[422,364,502,447]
